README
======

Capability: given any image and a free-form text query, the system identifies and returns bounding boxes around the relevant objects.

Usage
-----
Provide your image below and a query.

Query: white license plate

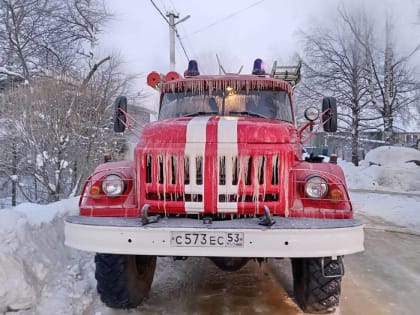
[170,231,244,247]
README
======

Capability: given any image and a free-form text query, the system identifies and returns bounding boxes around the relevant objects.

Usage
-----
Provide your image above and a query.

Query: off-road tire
[292,257,343,314]
[95,254,156,309]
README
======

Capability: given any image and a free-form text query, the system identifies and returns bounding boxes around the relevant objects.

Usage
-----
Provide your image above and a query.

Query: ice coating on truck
[64,58,364,314]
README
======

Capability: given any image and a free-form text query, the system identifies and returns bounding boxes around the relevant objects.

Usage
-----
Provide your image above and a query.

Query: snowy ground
[0,146,419,314]
[339,146,420,232]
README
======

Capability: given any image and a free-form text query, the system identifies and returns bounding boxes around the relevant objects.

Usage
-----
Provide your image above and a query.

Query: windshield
[159,89,293,122]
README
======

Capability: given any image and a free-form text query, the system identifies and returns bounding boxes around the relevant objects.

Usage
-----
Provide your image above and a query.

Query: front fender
[292,161,347,185]
[289,161,352,219]
[79,160,138,217]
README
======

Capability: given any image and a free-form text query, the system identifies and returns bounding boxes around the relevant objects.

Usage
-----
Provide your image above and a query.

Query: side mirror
[114,96,127,132]
[322,97,337,132]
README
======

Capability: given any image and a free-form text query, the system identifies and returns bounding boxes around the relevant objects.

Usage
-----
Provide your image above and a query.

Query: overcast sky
[98,0,420,102]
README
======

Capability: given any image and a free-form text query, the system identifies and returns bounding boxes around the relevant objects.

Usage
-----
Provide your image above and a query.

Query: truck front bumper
[64,216,364,258]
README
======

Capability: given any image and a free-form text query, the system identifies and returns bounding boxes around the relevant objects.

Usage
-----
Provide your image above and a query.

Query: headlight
[305,176,328,199]
[102,174,125,196]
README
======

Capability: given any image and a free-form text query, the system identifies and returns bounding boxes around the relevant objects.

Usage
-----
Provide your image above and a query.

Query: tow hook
[321,257,344,278]
[141,204,160,226]
[259,205,275,227]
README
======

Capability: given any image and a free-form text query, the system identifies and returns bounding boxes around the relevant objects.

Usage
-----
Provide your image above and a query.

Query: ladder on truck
[270,61,302,86]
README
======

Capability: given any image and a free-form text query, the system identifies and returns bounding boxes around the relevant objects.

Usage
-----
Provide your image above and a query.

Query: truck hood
[139,116,298,145]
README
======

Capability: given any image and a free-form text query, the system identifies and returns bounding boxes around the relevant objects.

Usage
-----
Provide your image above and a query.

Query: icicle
[282,152,289,217]
[163,152,170,215]
[261,156,267,205]
[163,77,292,96]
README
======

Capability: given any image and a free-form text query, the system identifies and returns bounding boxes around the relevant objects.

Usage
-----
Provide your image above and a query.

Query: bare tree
[298,13,378,166]
[341,10,420,144]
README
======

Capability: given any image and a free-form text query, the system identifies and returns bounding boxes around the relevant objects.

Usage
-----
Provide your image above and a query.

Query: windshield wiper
[184,111,218,117]
[228,111,267,118]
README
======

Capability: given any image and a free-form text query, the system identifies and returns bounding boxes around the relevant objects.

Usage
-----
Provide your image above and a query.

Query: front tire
[292,257,343,314]
[95,254,156,309]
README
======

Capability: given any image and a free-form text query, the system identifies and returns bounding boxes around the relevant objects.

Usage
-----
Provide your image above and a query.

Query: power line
[150,0,169,24]
[175,28,190,61]
[149,0,191,68]
[179,21,198,60]
[182,0,265,39]
[161,0,196,60]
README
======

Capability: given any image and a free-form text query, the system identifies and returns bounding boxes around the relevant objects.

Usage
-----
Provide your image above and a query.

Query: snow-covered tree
[0,0,109,80]
[1,56,133,203]
[0,1,139,205]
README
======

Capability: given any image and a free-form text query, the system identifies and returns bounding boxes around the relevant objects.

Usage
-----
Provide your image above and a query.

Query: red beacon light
[252,58,266,75]
[185,60,200,76]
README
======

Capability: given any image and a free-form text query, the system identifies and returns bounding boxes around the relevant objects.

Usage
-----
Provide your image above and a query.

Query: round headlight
[102,174,125,196]
[305,176,328,199]
[304,107,319,121]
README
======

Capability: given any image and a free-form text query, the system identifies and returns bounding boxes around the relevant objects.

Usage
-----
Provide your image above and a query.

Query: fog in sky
[98,0,420,95]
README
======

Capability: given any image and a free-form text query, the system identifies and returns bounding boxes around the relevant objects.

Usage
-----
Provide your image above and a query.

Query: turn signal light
[330,189,344,202]
[89,185,101,199]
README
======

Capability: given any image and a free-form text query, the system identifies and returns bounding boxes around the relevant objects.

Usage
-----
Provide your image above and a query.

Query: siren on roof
[147,71,161,88]
[165,71,180,82]
[252,58,265,75]
[186,60,200,76]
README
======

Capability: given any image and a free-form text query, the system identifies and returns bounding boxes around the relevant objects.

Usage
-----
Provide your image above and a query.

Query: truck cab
[65,59,364,314]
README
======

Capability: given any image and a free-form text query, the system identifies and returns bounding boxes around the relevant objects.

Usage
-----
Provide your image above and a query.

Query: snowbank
[0,198,96,314]
[363,146,420,166]
[339,146,420,193]
[350,191,420,231]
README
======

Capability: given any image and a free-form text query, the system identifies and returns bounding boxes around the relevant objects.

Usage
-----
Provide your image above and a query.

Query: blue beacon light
[186,60,200,76]
[252,58,265,75]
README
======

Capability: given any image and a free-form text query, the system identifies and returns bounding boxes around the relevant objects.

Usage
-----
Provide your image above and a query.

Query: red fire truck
[65,59,364,313]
